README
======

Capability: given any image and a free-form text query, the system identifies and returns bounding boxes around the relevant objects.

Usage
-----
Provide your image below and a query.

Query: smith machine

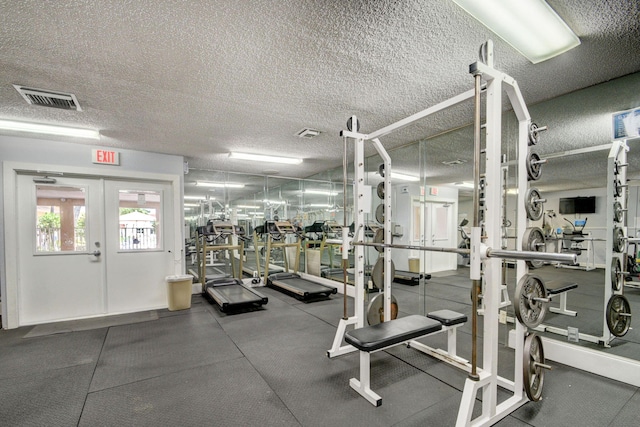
[327,41,578,426]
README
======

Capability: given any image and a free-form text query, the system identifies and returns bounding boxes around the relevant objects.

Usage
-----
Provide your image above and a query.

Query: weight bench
[547,282,578,317]
[344,310,467,406]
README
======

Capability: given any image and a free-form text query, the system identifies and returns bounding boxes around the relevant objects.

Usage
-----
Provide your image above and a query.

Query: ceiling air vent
[13,85,82,111]
[296,128,321,138]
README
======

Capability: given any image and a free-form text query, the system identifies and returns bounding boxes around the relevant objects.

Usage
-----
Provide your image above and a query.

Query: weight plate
[371,257,396,290]
[613,201,624,223]
[377,181,385,199]
[372,228,392,253]
[613,227,625,253]
[514,274,548,329]
[366,292,399,326]
[611,257,623,291]
[523,333,545,401]
[346,116,360,132]
[526,152,543,181]
[525,188,544,221]
[528,123,541,146]
[606,294,632,337]
[378,163,385,178]
[375,204,385,223]
[614,160,626,176]
[614,179,623,198]
[522,227,546,269]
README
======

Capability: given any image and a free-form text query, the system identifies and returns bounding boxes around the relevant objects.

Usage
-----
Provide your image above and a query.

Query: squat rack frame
[328,42,556,426]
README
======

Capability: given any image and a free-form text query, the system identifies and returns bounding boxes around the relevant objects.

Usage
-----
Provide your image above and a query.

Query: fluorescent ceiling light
[390,172,420,182]
[304,189,339,196]
[229,152,303,165]
[309,203,332,208]
[184,203,201,207]
[184,195,209,200]
[452,0,580,64]
[195,181,245,188]
[237,205,261,209]
[0,119,100,139]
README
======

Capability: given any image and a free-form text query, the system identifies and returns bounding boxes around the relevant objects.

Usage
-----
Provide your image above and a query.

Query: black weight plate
[613,201,624,223]
[523,333,545,401]
[613,227,625,253]
[375,204,384,223]
[346,116,360,132]
[371,257,396,290]
[522,227,546,269]
[378,163,385,178]
[606,294,631,337]
[372,228,392,253]
[611,257,623,291]
[526,152,543,181]
[514,274,548,329]
[614,179,623,198]
[377,181,385,199]
[525,188,544,221]
[366,292,399,325]
[528,123,541,146]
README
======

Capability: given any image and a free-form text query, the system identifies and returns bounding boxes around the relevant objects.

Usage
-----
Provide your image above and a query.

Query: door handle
[90,250,101,257]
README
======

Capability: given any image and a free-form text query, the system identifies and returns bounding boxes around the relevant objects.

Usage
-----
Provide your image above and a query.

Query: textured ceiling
[1,1,639,195]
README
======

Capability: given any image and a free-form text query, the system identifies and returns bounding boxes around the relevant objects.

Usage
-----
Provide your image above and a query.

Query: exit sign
[92,149,120,165]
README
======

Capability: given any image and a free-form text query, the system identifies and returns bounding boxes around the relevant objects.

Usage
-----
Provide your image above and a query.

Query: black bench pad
[427,310,467,326]
[345,315,442,352]
[547,283,578,295]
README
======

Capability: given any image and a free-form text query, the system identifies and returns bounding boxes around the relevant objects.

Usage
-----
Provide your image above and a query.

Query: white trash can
[165,274,193,311]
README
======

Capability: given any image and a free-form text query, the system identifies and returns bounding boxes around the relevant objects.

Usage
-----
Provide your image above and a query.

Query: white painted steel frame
[329,44,539,426]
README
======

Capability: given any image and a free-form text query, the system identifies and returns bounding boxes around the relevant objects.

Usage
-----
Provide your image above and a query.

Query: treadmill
[198,222,269,312]
[203,277,268,312]
[394,270,431,286]
[264,221,337,301]
[267,272,337,301]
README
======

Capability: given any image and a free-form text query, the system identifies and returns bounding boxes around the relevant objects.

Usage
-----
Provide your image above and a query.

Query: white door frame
[411,197,457,273]
[2,161,184,329]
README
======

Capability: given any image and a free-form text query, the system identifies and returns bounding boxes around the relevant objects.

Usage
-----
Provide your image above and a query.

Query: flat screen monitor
[558,196,596,214]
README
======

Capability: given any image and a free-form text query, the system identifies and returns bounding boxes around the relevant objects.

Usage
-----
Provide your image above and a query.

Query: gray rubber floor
[1,268,639,426]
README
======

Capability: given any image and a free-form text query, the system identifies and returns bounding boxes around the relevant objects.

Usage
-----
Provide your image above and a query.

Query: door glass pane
[433,206,450,240]
[118,190,162,250]
[36,185,87,252]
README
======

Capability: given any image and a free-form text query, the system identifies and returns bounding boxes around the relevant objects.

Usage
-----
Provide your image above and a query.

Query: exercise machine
[264,221,337,301]
[328,41,577,425]
[200,222,268,312]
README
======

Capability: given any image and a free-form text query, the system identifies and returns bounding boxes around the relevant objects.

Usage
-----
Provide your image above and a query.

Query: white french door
[15,174,175,326]
[104,180,174,313]
[412,200,456,273]
[17,175,106,324]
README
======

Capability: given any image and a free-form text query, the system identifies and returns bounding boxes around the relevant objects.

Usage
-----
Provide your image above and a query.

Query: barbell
[351,241,577,265]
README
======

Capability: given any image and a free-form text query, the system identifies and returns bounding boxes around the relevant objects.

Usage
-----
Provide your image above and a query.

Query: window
[35,185,87,252]
[118,190,162,250]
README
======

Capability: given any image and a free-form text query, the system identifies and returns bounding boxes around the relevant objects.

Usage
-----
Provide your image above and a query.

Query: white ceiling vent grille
[13,85,82,111]
[296,128,320,138]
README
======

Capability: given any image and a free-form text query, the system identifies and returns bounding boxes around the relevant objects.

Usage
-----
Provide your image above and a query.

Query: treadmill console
[211,222,235,236]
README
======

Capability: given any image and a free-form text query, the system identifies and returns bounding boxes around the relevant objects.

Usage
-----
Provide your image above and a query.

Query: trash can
[408,258,420,273]
[166,275,193,311]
